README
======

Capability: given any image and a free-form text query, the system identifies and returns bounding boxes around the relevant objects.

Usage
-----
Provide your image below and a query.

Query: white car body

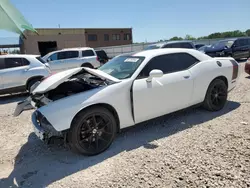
[14,48,240,154]
[42,47,101,73]
[0,54,51,95]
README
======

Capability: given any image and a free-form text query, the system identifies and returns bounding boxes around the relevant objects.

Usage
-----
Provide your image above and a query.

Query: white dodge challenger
[14,48,240,155]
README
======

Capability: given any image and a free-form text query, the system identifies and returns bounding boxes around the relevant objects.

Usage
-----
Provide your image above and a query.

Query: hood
[32,67,120,94]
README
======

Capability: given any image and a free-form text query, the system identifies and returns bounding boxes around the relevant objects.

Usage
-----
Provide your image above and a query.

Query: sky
[1,0,250,42]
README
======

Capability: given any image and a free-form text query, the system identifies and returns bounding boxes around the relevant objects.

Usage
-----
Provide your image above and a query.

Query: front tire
[68,107,117,156]
[203,79,228,111]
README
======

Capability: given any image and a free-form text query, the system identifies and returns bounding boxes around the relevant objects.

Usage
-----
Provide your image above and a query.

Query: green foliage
[166,29,250,41]
[169,36,183,41]
[184,34,196,40]
[246,29,250,36]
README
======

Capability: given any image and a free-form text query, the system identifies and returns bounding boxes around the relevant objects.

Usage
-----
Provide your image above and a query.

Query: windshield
[98,55,145,79]
[144,44,162,50]
[212,40,235,48]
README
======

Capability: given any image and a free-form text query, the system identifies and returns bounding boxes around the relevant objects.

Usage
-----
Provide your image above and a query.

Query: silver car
[42,47,101,73]
[0,54,51,95]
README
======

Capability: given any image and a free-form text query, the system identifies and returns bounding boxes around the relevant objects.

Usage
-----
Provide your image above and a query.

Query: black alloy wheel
[68,107,117,155]
[203,79,228,111]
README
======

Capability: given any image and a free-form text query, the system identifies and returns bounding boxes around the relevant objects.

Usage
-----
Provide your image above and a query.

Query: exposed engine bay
[31,72,109,108]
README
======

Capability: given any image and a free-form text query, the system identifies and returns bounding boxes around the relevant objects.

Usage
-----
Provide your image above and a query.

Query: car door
[233,39,249,59]
[132,53,197,124]
[46,52,61,72]
[60,50,80,70]
[2,57,29,89]
[81,50,98,67]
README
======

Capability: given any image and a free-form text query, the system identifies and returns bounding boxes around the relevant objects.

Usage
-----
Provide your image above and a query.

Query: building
[20,28,133,56]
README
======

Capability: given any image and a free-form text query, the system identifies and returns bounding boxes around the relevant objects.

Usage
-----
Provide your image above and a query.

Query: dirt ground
[0,62,249,188]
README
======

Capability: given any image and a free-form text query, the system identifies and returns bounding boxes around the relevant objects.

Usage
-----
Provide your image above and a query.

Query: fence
[95,38,231,58]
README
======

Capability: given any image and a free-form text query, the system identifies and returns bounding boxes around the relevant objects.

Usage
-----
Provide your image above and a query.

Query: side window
[65,51,79,59]
[48,53,58,61]
[5,58,23,68]
[248,39,250,45]
[180,43,194,49]
[22,58,30,66]
[82,50,95,57]
[162,44,174,48]
[170,43,181,48]
[0,58,5,69]
[238,39,248,46]
[138,53,199,78]
[58,52,67,60]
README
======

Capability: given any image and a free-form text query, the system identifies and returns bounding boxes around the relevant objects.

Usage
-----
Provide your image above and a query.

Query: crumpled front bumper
[32,111,63,144]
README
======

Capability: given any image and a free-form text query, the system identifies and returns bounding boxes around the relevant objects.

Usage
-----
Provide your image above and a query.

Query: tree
[246,29,250,36]
[184,34,196,40]
[169,36,183,41]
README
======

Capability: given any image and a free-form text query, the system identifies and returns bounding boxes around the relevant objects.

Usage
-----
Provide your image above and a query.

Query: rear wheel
[203,79,228,111]
[68,107,117,156]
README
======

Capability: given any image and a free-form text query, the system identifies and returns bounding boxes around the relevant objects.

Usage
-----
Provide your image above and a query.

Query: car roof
[218,38,237,42]
[130,48,210,60]
[0,54,39,58]
[149,40,194,46]
[61,47,93,51]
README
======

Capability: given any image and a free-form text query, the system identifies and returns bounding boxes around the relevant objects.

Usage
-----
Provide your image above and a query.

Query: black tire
[27,78,42,93]
[203,79,228,111]
[81,63,93,68]
[68,106,117,156]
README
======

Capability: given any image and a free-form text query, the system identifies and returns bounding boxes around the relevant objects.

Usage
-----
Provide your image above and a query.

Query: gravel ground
[0,62,249,188]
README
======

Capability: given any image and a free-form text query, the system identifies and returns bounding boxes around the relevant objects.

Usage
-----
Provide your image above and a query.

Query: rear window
[82,50,95,57]
[96,50,107,58]
[36,57,47,64]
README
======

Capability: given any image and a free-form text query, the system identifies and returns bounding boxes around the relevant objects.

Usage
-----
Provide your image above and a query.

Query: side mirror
[146,69,163,82]
[47,58,51,62]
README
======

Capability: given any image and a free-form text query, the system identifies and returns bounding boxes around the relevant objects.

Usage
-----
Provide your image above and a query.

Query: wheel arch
[70,103,121,132]
[26,76,44,89]
[210,76,228,88]
[81,62,93,68]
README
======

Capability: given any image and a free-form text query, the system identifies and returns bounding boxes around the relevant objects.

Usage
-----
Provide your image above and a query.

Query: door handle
[184,75,190,79]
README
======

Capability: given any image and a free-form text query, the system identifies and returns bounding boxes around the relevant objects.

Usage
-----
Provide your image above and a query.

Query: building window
[104,34,109,41]
[124,33,131,40]
[112,34,120,40]
[88,34,97,41]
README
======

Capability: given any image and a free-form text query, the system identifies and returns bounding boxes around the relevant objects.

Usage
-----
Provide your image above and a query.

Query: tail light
[230,60,239,80]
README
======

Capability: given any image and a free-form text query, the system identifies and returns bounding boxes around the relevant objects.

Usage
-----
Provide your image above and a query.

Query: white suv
[0,54,51,95]
[42,47,101,73]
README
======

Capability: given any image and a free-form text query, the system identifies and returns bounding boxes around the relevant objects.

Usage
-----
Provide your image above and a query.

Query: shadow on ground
[0,101,240,188]
[0,93,28,105]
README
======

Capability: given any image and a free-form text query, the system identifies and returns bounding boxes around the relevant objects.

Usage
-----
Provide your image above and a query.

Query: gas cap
[216,61,222,67]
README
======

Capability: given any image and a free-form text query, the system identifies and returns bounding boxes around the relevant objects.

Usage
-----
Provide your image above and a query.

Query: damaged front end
[32,110,63,143]
[13,67,120,143]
